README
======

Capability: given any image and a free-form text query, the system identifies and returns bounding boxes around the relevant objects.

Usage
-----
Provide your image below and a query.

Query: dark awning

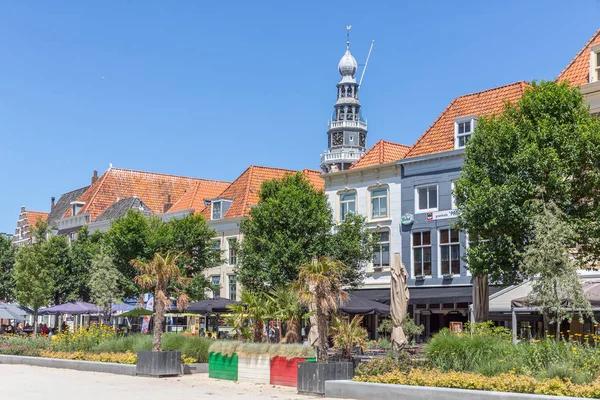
[340,296,390,315]
[351,285,503,306]
[186,297,238,314]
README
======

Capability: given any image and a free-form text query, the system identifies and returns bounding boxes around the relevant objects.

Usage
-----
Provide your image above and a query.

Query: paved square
[0,365,344,400]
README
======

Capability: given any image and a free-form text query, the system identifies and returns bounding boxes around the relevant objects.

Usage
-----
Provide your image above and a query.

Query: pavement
[0,365,345,400]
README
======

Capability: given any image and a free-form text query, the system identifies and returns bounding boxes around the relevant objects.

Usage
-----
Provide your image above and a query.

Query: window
[228,275,237,301]
[416,185,438,212]
[213,239,221,250]
[455,118,474,149]
[212,201,222,220]
[412,231,432,277]
[440,228,461,276]
[228,238,237,265]
[596,52,600,82]
[71,204,82,216]
[372,230,390,270]
[69,232,76,242]
[339,192,356,221]
[371,187,388,218]
[211,275,221,298]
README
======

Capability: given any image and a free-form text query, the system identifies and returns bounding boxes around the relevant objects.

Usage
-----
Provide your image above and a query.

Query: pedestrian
[268,322,276,343]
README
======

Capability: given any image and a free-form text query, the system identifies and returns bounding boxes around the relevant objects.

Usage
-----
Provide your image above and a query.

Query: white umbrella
[391,253,410,351]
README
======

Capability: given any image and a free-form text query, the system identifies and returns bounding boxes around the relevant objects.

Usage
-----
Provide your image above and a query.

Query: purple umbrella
[38,301,103,315]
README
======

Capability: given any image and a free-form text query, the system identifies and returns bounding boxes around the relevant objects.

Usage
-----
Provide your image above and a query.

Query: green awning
[117,309,153,317]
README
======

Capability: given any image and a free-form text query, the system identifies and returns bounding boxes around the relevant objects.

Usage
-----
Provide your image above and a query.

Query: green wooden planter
[208,352,238,381]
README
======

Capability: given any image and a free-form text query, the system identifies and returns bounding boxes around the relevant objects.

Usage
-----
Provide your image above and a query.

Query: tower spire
[320,26,368,173]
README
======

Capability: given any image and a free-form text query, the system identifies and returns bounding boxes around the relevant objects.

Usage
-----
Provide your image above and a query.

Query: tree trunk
[284,318,301,344]
[32,309,38,338]
[316,307,329,363]
[253,319,264,343]
[152,292,164,352]
[472,274,489,322]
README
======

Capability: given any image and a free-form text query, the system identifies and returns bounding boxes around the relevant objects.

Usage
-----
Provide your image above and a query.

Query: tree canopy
[455,81,600,286]
[237,172,375,292]
[0,235,16,302]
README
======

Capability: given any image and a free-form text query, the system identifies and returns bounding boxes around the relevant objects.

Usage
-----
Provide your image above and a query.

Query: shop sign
[426,209,459,221]
[401,213,414,225]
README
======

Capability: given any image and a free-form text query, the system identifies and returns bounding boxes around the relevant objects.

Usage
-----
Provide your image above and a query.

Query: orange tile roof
[350,140,411,169]
[168,180,234,214]
[71,168,230,221]
[557,29,600,87]
[26,211,49,227]
[199,166,324,220]
[407,82,527,158]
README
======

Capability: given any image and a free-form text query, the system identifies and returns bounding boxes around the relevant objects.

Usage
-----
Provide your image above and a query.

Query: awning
[512,280,600,308]
[186,297,238,314]
[340,296,390,315]
[351,286,501,306]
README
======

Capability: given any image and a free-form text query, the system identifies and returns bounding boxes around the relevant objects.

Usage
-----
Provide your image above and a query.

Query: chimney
[91,170,98,184]
[163,194,173,213]
[51,197,55,210]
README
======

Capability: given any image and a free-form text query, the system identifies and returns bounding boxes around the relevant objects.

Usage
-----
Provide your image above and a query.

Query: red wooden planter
[270,357,307,387]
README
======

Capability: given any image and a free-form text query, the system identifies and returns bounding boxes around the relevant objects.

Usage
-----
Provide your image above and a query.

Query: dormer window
[211,199,232,220]
[592,45,600,83]
[454,117,476,149]
[70,201,85,216]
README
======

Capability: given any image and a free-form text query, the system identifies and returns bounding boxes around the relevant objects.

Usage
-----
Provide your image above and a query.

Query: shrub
[51,324,117,352]
[91,334,152,353]
[161,334,212,363]
[40,350,137,364]
[208,341,315,359]
[209,340,243,357]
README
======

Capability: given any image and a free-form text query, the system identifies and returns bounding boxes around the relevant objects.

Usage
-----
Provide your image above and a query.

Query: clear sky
[1,1,599,233]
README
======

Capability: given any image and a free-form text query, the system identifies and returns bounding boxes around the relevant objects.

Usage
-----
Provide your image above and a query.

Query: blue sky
[1,1,599,233]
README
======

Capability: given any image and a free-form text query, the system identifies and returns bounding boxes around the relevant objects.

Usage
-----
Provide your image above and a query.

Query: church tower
[320,27,368,173]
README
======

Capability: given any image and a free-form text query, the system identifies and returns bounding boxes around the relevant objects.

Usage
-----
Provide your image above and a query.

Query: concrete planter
[208,352,238,381]
[136,351,181,377]
[325,380,590,400]
[297,361,354,395]
[238,355,271,384]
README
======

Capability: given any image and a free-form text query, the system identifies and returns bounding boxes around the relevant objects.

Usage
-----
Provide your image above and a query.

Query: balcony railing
[321,151,363,164]
[328,120,367,130]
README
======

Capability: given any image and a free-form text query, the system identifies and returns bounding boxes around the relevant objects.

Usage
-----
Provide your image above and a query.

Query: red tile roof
[406,82,527,158]
[168,180,234,214]
[350,140,411,169]
[26,211,49,227]
[71,168,230,221]
[557,29,600,87]
[197,166,324,220]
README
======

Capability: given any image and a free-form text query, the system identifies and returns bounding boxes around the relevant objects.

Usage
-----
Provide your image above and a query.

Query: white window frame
[451,181,457,210]
[411,231,432,279]
[338,190,357,221]
[227,275,237,301]
[591,45,600,83]
[438,228,461,277]
[211,275,221,298]
[415,185,438,213]
[370,185,389,219]
[211,201,222,220]
[227,237,237,265]
[454,116,476,149]
[372,229,390,271]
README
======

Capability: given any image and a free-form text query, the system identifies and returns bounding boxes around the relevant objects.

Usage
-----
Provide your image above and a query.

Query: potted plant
[131,251,189,377]
[414,274,425,281]
[330,314,368,370]
[296,257,355,395]
[442,273,454,280]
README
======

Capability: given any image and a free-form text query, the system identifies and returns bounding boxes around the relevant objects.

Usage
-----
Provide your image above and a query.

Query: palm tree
[225,302,252,341]
[267,286,303,343]
[240,290,271,343]
[330,315,368,360]
[130,251,190,351]
[297,257,349,362]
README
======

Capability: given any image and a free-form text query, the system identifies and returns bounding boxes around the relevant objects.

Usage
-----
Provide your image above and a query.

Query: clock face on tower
[332,132,343,146]
[359,133,366,147]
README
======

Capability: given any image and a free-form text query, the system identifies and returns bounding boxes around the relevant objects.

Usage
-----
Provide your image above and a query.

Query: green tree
[521,202,593,338]
[238,290,271,343]
[131,251,190,351]
[106,211,218,299]
[14,222,54,337]
[237,173,374,291]
[89,251,124,323]
[267,285,303,343]
[69,226,103,302]
[455,81,600,319]
[0,236,16,301]
[45,234,74,306]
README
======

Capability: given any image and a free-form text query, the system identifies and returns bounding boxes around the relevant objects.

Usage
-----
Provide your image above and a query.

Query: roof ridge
[380,139,411,148]
[110,167,231,185]
[557,28,600,82]
[452,81,527,100]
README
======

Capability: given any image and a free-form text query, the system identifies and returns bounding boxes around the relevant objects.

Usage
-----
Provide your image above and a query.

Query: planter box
[238,355,270,384]
[270,357,308,387]
[297,361,354,395]
[208,352,238,381]
[136,351,181,377]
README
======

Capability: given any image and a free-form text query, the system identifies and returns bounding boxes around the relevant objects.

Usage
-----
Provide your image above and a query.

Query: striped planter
[238,355,271,384]
[270,356,308,387]
[208,352,238,381]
